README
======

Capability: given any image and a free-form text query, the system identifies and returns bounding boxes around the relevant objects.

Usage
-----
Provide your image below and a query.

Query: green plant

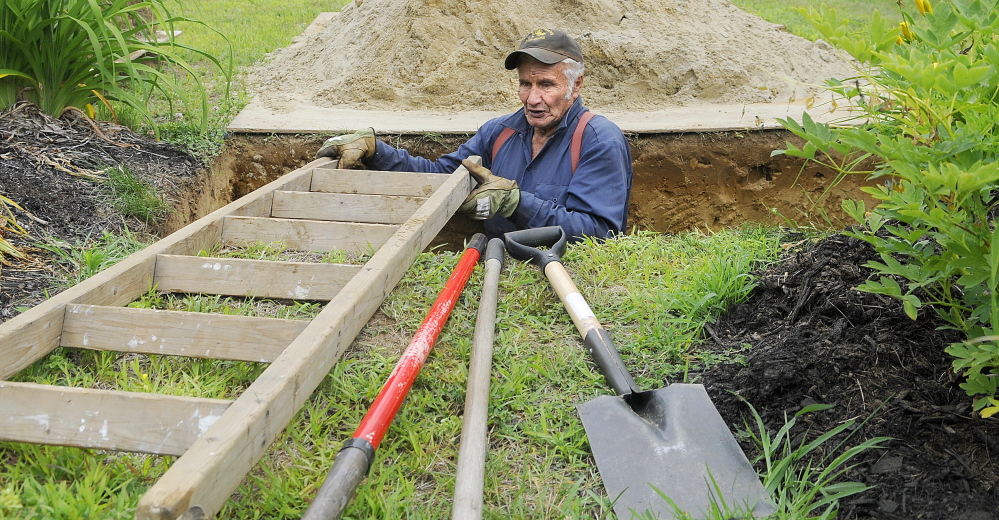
[747,403,889,519]
[775,0,999,415]
[0,194,27,262]
[104,166,168,223]
[0,0,231,134]
[36,226,151,285]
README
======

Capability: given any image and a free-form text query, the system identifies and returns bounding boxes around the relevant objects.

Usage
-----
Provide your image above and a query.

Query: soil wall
[173,131,877,249]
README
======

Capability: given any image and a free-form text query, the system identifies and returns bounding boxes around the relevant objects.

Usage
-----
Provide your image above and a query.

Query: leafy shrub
[0,0,230,134]
[774,0,999,417]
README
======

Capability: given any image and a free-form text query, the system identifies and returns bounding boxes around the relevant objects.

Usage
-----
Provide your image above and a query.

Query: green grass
[730,0,913,41]
[0,0,900,517]
[136,0,351,147]
[1,228,795,518]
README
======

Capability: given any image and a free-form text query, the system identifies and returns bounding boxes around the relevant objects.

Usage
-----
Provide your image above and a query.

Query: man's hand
[458,159,520,220]
[316,128,377,169]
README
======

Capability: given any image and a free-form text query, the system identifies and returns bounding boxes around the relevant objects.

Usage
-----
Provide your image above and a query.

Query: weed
[104,166,168,223]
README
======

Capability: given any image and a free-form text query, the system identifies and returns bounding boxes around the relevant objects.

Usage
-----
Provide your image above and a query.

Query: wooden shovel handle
[543,262,640,396]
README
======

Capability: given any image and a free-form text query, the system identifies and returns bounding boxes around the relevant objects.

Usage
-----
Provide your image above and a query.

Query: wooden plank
[221,216,398,253]
[135,161,476,519]
[61,304,308,363]
[233,168,315,218]
[271,190,426,224]
[0,381,231,456]
[0,165,321,380]
[153,255,361,300]
[310,167,449,196]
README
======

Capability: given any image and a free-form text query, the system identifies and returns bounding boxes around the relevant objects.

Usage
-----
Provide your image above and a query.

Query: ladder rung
[221,216,398,252]
[271,190,425,224]
[154,255,361,300]
[0,381,232,456]
[61,304,308,362]
[310,167,449,196]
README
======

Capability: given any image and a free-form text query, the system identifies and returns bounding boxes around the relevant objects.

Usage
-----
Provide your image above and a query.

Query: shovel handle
[542,260,640,397]
[504,226,567,270]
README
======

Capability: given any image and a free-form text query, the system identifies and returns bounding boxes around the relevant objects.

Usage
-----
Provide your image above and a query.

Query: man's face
[517,59,582,133]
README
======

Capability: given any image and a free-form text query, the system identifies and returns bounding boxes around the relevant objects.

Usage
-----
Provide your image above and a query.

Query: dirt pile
[698,234,999,519]
[249,0,856,112]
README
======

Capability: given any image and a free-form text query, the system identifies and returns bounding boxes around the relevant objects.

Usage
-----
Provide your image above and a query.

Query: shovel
[504,226,773,520]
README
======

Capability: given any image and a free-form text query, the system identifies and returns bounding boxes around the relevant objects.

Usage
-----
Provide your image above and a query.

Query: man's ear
[572,75,584,99]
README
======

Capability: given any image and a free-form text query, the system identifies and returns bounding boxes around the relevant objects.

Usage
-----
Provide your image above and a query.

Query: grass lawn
[0,0,904,518]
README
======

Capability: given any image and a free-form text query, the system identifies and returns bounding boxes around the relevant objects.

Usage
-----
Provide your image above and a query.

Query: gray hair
[561,58,584,99]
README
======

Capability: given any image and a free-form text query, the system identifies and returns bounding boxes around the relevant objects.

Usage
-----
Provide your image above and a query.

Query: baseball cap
[504,28,584,70]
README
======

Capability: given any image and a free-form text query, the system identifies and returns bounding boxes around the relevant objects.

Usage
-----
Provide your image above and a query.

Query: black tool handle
[504,226,567,270]
[302,439,374,519]
[543,261,640,396]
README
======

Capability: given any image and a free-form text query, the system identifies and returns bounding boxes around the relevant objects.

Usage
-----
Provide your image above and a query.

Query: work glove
[316,128,377,169]
[458,159,520,220]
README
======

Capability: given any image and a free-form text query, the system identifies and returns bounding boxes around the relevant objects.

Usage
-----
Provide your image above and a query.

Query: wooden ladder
[0,158,473,519]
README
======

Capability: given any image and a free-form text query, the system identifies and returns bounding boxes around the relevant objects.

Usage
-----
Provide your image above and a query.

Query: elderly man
[317,28,633,242]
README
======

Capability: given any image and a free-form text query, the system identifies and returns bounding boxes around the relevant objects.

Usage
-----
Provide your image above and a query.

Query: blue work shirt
[368,98,633,242]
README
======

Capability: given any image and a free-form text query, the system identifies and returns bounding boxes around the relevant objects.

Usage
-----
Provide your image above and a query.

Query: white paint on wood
[61,304,308,362]
[0,381,231,456]
[153,255,361,300]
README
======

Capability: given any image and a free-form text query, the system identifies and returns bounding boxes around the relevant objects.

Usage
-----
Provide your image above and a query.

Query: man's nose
[525,86,544,105]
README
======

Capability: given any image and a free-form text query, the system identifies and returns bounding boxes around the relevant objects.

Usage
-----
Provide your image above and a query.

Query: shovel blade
[578,384,773,519]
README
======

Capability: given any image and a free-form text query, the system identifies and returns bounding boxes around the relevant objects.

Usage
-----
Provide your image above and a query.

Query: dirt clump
[249,0,855,113]
[698,234,999,519]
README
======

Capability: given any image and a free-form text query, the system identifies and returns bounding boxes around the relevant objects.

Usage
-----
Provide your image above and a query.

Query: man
[316,28,633,242]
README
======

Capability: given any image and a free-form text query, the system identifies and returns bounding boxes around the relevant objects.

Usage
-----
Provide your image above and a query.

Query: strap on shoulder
[491,127,517,163]
[571,111,596,175]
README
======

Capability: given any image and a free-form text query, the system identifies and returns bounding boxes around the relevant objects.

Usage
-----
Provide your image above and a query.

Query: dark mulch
[699,234,999,520]
[0,102,203,321]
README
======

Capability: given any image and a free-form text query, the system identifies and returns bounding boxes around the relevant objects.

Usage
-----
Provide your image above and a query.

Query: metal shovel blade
[578,384,773,519]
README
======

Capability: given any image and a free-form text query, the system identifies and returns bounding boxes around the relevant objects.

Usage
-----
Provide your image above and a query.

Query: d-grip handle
[504,226,567,271]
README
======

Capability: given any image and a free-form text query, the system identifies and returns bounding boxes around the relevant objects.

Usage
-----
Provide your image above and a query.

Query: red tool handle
[353,233,486,448]
[303,233,487,520]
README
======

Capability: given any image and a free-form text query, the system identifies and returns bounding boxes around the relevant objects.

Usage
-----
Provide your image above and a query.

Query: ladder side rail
[135,162,475,520]
[0,166,317,380]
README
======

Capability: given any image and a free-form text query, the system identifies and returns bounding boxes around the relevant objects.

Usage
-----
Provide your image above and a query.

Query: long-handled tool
[504,226,773,520]
[303,233,488,520]
[451,238,505,520]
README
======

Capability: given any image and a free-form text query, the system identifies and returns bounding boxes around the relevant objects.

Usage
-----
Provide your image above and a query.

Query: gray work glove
[316,128,377,169]
[458,159,520,220]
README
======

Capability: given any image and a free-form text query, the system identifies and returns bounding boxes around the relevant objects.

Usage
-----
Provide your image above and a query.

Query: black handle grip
[584,328,640,396]
[484,237,506,265]
[503,226,567,269]
[467,233,488,255]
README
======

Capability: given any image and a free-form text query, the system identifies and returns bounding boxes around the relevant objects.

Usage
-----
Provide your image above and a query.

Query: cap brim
[504,48,569,70]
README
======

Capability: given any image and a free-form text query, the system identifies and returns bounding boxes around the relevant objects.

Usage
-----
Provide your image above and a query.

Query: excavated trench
[161,130,877,249]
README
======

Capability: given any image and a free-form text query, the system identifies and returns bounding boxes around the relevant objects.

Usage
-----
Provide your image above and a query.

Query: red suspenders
[491,111,596,175]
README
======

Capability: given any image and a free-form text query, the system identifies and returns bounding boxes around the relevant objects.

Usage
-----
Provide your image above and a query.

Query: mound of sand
[249,0,856,113]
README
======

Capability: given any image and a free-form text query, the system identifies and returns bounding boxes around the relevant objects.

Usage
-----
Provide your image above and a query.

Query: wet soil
[699,234,999,519]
